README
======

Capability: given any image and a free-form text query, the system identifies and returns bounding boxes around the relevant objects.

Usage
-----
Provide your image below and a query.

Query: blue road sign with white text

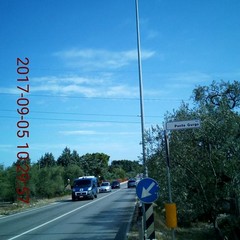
[136,178,160,203]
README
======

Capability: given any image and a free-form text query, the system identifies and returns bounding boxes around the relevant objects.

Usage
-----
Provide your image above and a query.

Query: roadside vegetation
[143,80,240,240]
[0,152,142,203]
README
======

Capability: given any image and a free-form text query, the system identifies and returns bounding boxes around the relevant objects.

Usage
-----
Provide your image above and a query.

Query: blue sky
[1,0,240,167]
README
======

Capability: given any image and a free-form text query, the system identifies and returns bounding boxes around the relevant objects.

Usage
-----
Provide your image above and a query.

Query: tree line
[0,150,142,201]
[144,80,240,239]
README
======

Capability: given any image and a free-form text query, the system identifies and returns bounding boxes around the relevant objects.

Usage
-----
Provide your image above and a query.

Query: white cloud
[0,70,214,101]
[54,48,155,70]
[104,85,139,97]
[31,75,96,85]
[31,75,105,85]
[0,87,19,94]
[26,48,157,99]
[30,74,140,98]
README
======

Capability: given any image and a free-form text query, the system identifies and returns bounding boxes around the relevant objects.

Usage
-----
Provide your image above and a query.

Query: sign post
[136,178,160,239]
[165,119,201,240]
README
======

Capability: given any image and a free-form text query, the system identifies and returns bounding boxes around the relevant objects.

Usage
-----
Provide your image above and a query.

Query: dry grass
[0,196,71,216]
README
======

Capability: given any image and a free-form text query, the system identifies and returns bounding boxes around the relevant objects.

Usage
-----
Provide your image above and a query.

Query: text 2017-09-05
[16,57,30,204]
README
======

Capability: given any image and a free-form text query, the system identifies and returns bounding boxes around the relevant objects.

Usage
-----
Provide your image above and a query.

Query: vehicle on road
[99,182,111,192]
[111,180,120,189]
[72,176,98,201]
[127,178,137,188]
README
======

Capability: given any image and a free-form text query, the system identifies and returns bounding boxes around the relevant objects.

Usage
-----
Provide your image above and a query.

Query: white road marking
[7,190,121,240]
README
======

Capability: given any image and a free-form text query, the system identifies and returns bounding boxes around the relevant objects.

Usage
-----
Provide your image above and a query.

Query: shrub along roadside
[0,155,142,202]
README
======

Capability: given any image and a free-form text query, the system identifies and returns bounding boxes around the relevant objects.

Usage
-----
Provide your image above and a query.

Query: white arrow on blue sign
[136,177,160,203]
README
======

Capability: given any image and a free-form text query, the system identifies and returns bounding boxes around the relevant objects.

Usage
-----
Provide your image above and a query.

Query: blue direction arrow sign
[136,178,160,203]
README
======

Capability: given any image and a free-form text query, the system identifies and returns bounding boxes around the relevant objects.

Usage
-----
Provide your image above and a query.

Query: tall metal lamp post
[135,0,151,239]
[135,0,147,178]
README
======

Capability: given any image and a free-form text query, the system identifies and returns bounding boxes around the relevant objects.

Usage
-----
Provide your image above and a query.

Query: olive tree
[145,80,240,237]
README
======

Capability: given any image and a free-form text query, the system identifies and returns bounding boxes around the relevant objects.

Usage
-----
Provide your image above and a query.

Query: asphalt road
[0,183,136,240]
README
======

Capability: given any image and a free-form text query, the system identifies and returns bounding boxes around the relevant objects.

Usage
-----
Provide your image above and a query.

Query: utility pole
[135,0,147,178]
[135,1,156,239]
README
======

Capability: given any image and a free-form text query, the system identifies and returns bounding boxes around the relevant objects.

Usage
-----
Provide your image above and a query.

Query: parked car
[111,180,120,189]
[128,179,137,188]
[99,182,111,192]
